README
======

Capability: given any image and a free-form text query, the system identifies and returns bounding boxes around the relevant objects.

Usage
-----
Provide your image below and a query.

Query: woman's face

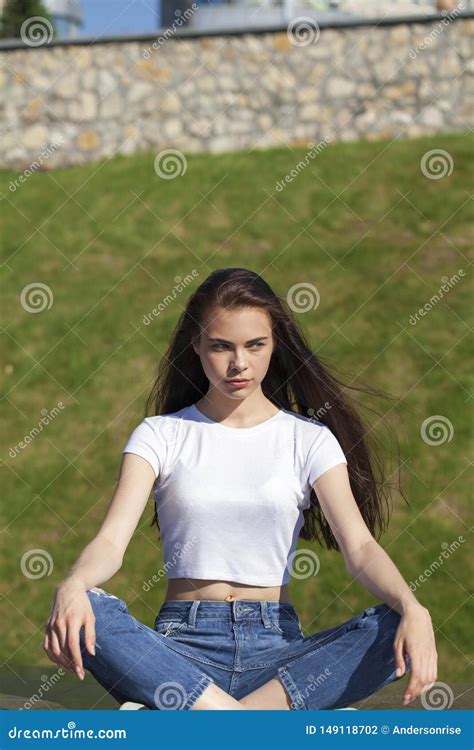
[192,306,275,398]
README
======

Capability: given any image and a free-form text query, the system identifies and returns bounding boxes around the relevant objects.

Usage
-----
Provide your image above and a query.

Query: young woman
[43,268,437,710]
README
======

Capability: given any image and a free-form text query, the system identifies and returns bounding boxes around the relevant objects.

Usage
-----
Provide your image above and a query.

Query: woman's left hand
[393,604,438,705]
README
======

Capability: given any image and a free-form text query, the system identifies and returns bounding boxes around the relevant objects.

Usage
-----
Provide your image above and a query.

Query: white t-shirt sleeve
[304,425,348,489]
[122,418,164,479]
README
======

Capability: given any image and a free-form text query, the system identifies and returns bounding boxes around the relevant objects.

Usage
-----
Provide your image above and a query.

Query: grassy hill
[1,132,472,686]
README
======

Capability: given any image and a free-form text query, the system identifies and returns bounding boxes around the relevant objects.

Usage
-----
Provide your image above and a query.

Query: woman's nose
[229,353,247,369]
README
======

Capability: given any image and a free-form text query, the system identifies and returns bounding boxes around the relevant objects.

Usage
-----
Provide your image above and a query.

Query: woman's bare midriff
[164,578,291,603]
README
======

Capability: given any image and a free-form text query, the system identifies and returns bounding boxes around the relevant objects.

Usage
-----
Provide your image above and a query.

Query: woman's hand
[42,578,96,680]
[393,604,438,705]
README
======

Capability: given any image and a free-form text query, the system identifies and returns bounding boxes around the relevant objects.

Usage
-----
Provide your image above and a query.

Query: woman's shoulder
[279,407,329,434]
[141,405,194,436]
[122,407,193,468]
[279,408,343,456]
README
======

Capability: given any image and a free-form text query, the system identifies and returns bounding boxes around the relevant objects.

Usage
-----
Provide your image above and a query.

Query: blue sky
[81,0,160,37]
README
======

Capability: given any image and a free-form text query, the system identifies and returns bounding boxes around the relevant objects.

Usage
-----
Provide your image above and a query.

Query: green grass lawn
[1,133,472,687]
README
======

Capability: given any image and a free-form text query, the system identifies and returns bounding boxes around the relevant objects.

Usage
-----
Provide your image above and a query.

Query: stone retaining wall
[1,14,473,170]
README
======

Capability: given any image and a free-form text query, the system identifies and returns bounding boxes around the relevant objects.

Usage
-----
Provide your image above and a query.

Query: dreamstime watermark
[287,282,320,313]
[9,402,66,458]
[290,668,332,709]
[20,548,54,579]
[142,271,198,325]
[143,5,198,58]
[408,3,465,59]
[287,17,321,46]
[8,137,64,192]
[306,403,333,423]
[8,725,127,740]
[153,149,187,179]
[287,548,320,580]
[408,269,465,325]
[154,680,202,710]
[420,149,454,179]
[275,137,332,192]
[420,415,454,445]
[20,16,54,46]
[421,681,454,710]
[409,535,466,591]
[20,282,54,313]
[21,668,65,710]
[143,537,199,591]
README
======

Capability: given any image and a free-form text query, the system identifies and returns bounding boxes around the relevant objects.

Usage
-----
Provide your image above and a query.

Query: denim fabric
[79,588,410,710]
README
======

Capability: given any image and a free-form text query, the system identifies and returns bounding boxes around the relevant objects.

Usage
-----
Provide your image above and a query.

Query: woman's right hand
[42,578,96,680]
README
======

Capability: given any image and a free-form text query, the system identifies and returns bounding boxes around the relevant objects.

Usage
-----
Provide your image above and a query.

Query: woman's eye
[211,343,264,350]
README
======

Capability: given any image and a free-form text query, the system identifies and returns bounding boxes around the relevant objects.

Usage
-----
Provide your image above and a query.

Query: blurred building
[161,0,343,30]
[160,0,468,31]
[43,0,82,37]
[161,0,197,29]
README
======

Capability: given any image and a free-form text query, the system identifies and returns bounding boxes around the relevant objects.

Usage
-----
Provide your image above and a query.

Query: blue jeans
[79,589,410,710]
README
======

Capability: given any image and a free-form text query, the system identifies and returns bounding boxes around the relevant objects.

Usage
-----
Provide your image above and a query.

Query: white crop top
[122,403,348,586]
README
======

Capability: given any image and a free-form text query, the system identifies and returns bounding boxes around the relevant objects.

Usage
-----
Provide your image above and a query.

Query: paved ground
[1,666,472,710]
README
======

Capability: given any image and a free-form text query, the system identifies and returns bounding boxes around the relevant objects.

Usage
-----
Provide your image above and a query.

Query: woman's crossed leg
[79,588,245,710]
[237,603,411,710]
[79,592,408,710]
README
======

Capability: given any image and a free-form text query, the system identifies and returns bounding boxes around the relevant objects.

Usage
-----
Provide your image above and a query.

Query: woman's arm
[312,464,422,613]
[60,452,156,590]
[312,464,438,705]
[43,453,157,678]
[61,534,124,592]
[342,539,420,616]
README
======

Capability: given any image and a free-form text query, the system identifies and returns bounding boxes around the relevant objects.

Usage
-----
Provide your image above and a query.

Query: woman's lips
[226,379,250,388]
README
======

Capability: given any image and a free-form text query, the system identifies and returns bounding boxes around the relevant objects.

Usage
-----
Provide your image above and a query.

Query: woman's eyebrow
[208,336,269,344]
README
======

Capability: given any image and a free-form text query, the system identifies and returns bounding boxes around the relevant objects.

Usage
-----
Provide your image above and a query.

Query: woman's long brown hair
[144,267,407,551]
